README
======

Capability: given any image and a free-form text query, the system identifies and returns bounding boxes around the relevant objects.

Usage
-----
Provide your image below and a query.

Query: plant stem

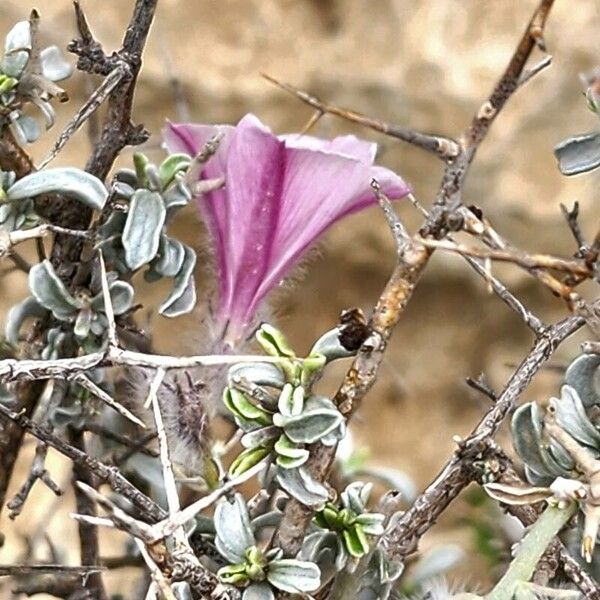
[486,503,576,600]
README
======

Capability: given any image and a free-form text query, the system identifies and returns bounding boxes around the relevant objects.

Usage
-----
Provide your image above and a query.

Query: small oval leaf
[8,168,108,211]
[554,132,600,176]
[159,245,197,317]
[122,189,166,270]
[29,260,81,319]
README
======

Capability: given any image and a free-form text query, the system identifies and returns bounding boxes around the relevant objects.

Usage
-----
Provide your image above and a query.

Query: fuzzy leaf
[309,327,354,361]
[565,354,600,408]
[8,168,108,211]
[159,245,197,317]
[355,513,385,536]
[223,388,272,426]
[276,397,344,444]
[343,524,369,557]
[256,324,296,358]
[122,189,166,270]
[153,236,185,278]
[241,426,279,449]
[29,260,81,319]
[277,383,304,417]
[554,133,600,176]
[229,445,271,477]
[214,494,255,564]
[2,20,30,77]
[228,362,285,391]
[243,583,275,600]
[276,467,329,509]
[267,559,321,593]
[91,280,134,316]
[40,45,72,81]
[5,296,47,344]
[159,153,191,188]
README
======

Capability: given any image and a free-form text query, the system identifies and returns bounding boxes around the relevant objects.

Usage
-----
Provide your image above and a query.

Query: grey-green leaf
[214,494,255,564]
[159,245,197,317]
[565,353,600,408]
[267,559,321,593]
[554,132,600,176]
[276,467,329,509]
[153,236,185,278]
[91,280,134,316]
[8,168,108,211]
[243,583,275,600]
[29,260,81,319]
[5,296,48,344]
[122,189,166,270]
[310,327,354,361]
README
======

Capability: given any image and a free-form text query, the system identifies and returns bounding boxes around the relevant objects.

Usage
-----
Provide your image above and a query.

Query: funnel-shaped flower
[164,114,409,343]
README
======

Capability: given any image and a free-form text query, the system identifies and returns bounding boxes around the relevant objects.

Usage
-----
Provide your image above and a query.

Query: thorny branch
[273,0,561,561]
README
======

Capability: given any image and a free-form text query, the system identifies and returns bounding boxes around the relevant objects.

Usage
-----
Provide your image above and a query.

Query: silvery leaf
[91,280,134,316]
[5,296,47,344]
[341,481,368,514]
[511,403,557,478]
[40,45,72,81]
[159,245,197,317]
[163,179,192,209]
[277,396,344,444]
[276,452,310,470]
[251,511,282,531]
[554,385,600,446]
[565,354,600,408]
[355,513,385,536]
[8,168,108,211]
[2,21,30,77]
[29,260,81,319]
[12,114,41,144]
[274,433,308,459]
[406,545,464,585]
[36,100,56,130]
[300,530,346,577]
[241,426,279,449]
[243,583,274,600]
[214,494,255,564]
[554,132,600,176]
[122,189,166,270]
[267,559,321,593]
[310,327,354,361]
[228,362,285,391]
[277,383,304,417]
[276,467,329,509]
[153,236,184,278]
[115,168,138,188]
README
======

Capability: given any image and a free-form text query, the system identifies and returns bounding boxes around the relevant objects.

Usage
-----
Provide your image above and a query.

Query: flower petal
[163,121,234,309]
[253,144,409,304]
[219,114,285,334]
[281,133,377,164]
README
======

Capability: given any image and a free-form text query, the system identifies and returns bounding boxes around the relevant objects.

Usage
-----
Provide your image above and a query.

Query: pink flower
[164,114,410,344]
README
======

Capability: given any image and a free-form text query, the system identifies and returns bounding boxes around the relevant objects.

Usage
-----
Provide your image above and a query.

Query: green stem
[485,502,576,600]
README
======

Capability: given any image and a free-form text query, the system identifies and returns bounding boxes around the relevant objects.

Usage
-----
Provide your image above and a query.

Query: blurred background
[1,0,600,595]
